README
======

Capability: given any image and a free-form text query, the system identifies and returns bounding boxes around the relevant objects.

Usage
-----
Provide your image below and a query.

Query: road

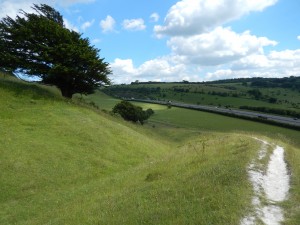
[130,99,300,128]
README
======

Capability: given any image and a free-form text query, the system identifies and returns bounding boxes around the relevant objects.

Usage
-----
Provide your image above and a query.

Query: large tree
[0,4,111,98]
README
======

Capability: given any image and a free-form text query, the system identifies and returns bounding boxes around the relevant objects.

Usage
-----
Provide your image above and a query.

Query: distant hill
[104,76,300,117]
[130,76,300,89]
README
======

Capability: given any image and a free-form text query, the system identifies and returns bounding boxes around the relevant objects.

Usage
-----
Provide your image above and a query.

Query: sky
[1,0,300,84]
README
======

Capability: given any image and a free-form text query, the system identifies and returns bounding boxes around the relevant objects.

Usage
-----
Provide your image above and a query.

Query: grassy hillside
[0,75,168,224]
[82,89,300,224]
[1,74,300,224]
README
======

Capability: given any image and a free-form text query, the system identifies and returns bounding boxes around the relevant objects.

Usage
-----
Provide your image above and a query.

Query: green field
[103,80,300,115]
[83,90,300,147]
[1,74,300,224]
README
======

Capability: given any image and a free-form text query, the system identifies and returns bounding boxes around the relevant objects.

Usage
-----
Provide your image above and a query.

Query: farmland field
[102,78,300,116]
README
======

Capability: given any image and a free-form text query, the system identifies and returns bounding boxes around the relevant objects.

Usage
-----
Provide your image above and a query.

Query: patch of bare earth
[241,138,290,225]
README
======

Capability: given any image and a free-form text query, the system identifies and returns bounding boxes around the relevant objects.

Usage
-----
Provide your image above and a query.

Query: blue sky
[1,0,300,84]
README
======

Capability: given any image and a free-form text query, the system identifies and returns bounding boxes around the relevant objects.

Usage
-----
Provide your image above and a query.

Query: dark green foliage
[207,76,300,90]
[0,4,110,98]
[112,101,154,124]
[250,76,300,90]
[247,89,263,100]
[173,87,190,93]
[146,108,154,116]
[268,97,278,103]
[240,106,300,118]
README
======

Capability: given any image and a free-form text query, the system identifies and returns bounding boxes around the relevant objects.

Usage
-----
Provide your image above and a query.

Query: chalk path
[241,139,290,225]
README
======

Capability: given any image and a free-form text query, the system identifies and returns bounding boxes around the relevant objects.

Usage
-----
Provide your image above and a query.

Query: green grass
[1,75,300,224]
[104,82,300,112]
[86,89,300,224]
[74,89,120,110]
[86,91,300,147]
[0,78,169,224]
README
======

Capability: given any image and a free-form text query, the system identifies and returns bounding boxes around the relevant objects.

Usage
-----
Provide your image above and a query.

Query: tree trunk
[60,88,73,98]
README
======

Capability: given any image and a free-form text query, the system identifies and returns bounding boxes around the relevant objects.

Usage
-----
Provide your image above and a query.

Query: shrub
[112,101,154,124]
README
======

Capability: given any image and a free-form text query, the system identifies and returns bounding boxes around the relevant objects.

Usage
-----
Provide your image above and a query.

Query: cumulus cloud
[91,38,101,44]
[111,38,298,83]
[64,18,79,32]
[57,0,95,6]
[150,13,159,22]
[0,0,36,18]
[110,57,188,83]
[0,0,94,34]
[122,18,146,31]
[148,0,290,82]
[231,54,272,70]
[100,15,116,33]
[204,68,293,81]
[81,19,94,31]
[232,49,300,71]
[297,35,300,41]
[0,0,95,19]
[206,49,300,81]
[154,0,278,37]
[167,27,277,66]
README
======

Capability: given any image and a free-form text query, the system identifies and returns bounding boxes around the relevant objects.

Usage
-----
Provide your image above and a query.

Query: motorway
[130,99,300,128]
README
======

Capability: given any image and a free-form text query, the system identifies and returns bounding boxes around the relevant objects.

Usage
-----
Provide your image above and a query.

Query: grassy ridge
[1,75,299,224]
[0,78,168,224]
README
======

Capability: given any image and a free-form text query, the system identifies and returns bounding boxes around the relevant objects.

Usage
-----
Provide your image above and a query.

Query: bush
[112,100,154,124]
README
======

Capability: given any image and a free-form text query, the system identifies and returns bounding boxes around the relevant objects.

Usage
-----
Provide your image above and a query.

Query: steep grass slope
[1,75,299,224]
[0,77,169,224]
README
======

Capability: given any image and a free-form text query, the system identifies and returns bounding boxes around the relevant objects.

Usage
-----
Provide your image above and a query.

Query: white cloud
[269,49,300,61]
[0,0,36,19]
[57,0,95,6]
[122,18,146,31]
[205,68,283,81]
[207,49,300,81]
[111,58,137,75]
[204,68,293,81]
[110,57,188,83]
[150,13,159,22]
[0,0,95,19]
[111,42,300,84]
[154,0,278,37]
[297,35,300,41]
[91,38,101,44]
[0,0,94,33]
[81,19,94,31]
[100,15,116,33]
[63,18,79,32]
[167,27,277,66]
[231,54,272,70]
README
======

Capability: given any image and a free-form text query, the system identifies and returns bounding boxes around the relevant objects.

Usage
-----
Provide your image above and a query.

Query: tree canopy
[0,4,111,98]
[112,101,154,125]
